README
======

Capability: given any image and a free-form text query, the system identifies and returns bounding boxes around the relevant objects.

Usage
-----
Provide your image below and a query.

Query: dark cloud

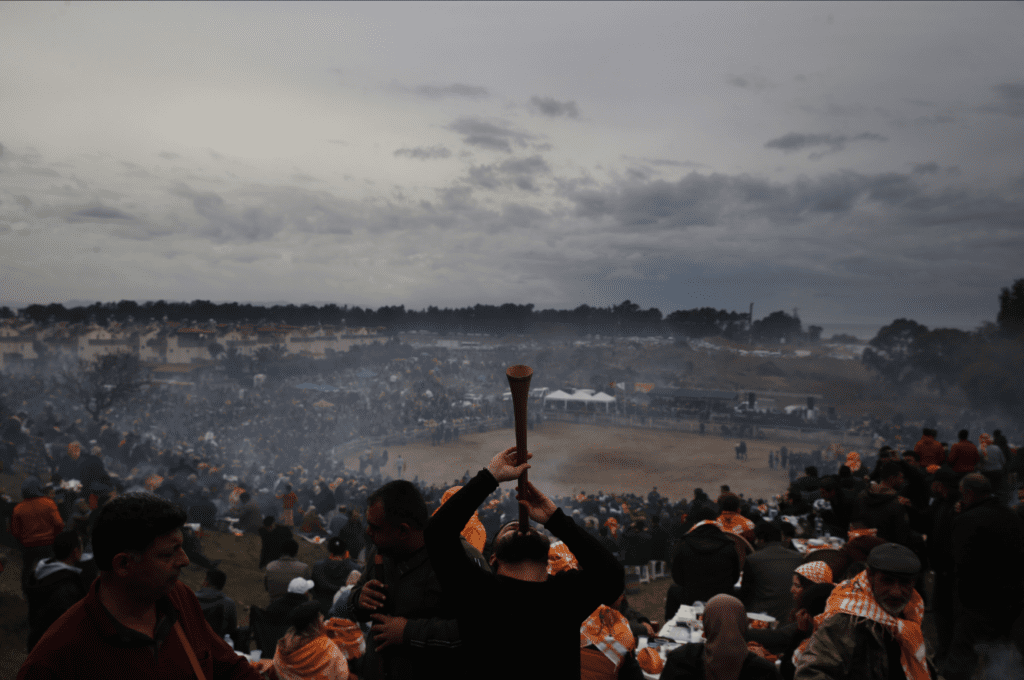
[764,132,887,156]
[14,195,32,210]
[982,80,1024,118]
[529,96,579,118]
[912,162,940,175]
[394,145,452,160]
[415,83,489,99]
[158,151,180,160]
[68,205,135,222]
[447,117,535,153]
[463,155,550,192]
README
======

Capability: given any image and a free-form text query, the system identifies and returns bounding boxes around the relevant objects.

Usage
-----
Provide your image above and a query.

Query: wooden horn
[506,365,533,531]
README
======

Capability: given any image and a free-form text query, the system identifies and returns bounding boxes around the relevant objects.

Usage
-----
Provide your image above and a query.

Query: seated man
[794,543,931,680]
[25,531,89,652]
[195,568,237,642]
[666,505,740,622]
[739,521,803,622]
[310,536,358,615]
[424,446,625,680]
[258,516,293,569]
[265,539,311,601]
[714,493,756,542]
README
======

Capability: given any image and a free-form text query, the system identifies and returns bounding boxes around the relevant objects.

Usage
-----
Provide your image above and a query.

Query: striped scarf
[798,570,928,680]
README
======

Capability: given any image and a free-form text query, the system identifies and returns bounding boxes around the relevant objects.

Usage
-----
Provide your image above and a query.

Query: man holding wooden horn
[425,445,625,680]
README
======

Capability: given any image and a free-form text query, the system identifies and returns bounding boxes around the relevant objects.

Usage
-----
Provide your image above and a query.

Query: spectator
[739,522,803,622]
[925,467,959,666]
[794,543,928,680]
[665,504,740,623]
[25,531,88,652]
[783,583,835,680]
[279,484,298,527]
[619,519,653,568]
[714,493,756,542]
[913,428,944,468]
[978,434,1007,503]
[598,524,620,560]
[815,478,851,538]
[254,600,351,680]
[259,515,294,569]
[424,446,624,680]
[851,461,913,547]
[266,576,315,621]
[328,504,349,537]
[790,562,833,613]
[833,522,886,582]
[660,594,781,680]
[195,568,238,642]
[350,479,487,680]
[11,477,65,595]
[947,430,979,475]
[236,491,263,534]
[310,536,358,615]
[299,504,327,537]
[942,472,1024,680]
[649,514,671,565]
[265,539,312,601]
[17,492,258,680]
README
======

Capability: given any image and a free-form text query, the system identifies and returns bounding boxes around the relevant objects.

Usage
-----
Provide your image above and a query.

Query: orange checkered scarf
[796,561,833,584]
[845,451,861,472]
[548,540,579,575]
[323,619,364,660]
[580,604,635,669]
[808,570,928,680]
[604,517,619,538]
[272,631,350,680]
[714,511,754,535]
[848,527,878,541]
[687,519,718,534]
[431,486,487,553]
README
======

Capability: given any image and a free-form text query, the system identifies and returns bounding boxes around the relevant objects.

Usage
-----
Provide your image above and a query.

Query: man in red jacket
[18,492,259,680]
[11,477,64,595]
[948,429,980,474]
[913,428,945,468]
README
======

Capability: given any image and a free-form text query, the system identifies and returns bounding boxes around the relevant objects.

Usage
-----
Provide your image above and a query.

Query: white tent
[544,389,574,409]
[591,391,616,412]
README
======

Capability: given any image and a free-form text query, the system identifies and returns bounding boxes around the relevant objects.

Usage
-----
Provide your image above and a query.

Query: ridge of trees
[6,299,817,343]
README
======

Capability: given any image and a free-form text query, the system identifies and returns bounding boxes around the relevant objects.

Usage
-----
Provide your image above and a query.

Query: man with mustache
[794,543,932,680]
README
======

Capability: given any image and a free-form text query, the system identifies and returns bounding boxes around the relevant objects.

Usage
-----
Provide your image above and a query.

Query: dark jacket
[349,521,489,680]
[852,484,912,546]
[424,468,625,680]
[17,579,259,680]
[671,523,741,606]
[195,587,238,639]
[258,524,293,569]
[952,496,1024,611]
[739,542,804,622]
[310,556,358,615]
[619,527,653,566]
[793,612,918,680]
[649,524,672,561]
[661,642,781,680]
[25,558,90,651]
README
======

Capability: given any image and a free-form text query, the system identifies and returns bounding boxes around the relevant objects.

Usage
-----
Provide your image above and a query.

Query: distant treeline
[2,299,819,342]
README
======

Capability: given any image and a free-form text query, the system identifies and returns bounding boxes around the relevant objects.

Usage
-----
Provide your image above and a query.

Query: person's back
[671,521,741,604]
[25,533,89,651]
[259,518,294,569]
[740,524,804,622]
[948,432,979,474]
[265,540,311,601]
[913,430,944,468]
[196,569,238,640]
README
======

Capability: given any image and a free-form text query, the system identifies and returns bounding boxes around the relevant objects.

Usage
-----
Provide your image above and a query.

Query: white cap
[287,577,315,595]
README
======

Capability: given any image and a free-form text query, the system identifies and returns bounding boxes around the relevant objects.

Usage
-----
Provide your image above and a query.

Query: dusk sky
[1,2,1022,337]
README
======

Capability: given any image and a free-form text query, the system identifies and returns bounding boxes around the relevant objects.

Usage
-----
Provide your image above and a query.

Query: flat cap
[867,542,921,576]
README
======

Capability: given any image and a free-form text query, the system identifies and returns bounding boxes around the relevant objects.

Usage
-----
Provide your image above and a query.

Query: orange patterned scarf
[432,486,487,552]
[802,570,928,680]
[714,511,754,536]
[847,527,878,541]
[272,632,350,680]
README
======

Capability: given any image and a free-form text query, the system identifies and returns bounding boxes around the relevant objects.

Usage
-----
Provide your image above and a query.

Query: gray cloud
[415,83,489,99]
[764,132,888,156]
[447,117,535,153]
[464,155,550,192]
[158,151,180,160]
[394,145,452,160]
[529,96,579,118]
[912,162,940,175]
[67,205,135,222]
[982,80,1024,118]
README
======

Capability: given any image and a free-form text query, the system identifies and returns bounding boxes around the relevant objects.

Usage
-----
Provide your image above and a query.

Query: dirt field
[377,421,818,503]
[0,422,826,674]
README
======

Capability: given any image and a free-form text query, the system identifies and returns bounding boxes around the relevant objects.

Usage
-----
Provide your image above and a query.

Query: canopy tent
[543,389,616,411]
[590,391,616,412]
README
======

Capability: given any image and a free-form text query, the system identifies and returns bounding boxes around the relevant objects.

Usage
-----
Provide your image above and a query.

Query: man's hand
[357,579,387,611]
[369,613,408,651]
[486,446,531,483]
[516,478,557,524]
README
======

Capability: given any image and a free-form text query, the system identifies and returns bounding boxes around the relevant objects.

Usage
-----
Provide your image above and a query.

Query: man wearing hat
[941,472,1024,680]
[795,542,931,680]
[265,576,315,621]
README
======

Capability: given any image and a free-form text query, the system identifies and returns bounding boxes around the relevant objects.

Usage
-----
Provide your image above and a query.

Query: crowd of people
[3,363,1024,679]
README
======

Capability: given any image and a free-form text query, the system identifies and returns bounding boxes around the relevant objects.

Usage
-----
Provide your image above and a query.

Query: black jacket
[952,496,1024,611]
[25,559,90,651]
[258,524,293,569]
[671,523,741,606]
[852,485,912,546]
[739,542,804,622]
[661,643,781,680]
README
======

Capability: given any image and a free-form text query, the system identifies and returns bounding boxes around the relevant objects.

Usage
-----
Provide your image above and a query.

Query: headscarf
[714,511,754,536]
[702,594,750,680]
[271,631,350,680]
[795,561,833,585]
[800,569,928,680]
[431,486,486,552]
[548,539,579,575]
[847,527,878,541]
[604,516,619,538]
[323,618,365,661]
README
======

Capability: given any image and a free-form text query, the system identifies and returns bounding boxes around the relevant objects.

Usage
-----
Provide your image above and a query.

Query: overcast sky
[1,2,1022,335]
